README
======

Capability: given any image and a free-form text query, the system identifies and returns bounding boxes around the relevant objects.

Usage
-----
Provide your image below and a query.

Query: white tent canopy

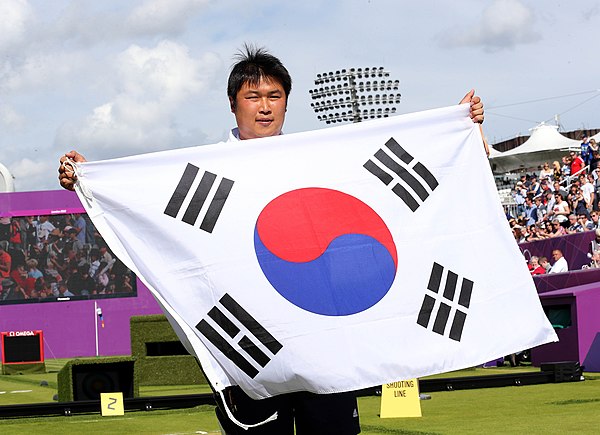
[0,162,15,193]
[489,123,580,174]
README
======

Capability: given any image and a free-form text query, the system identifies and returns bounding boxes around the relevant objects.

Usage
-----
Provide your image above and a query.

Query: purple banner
[0,190,85,217]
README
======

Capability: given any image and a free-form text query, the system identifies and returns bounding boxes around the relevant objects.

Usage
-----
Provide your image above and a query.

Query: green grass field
[1,361,599,434]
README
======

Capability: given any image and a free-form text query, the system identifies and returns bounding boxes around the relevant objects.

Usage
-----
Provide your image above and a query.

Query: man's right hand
[58,150,87,191]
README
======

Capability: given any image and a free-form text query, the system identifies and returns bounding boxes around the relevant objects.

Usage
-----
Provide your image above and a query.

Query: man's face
[592,213,598,223]
[230,77,287,140]
[552,250,561,261]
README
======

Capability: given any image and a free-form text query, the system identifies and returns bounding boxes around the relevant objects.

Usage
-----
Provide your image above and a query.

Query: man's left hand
[460,89,484,123]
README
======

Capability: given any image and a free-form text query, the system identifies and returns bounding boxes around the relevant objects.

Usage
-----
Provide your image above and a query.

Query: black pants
[215,386,360,435]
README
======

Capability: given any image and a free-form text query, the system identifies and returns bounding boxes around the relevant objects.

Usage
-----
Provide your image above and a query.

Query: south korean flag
[73,103,557,399]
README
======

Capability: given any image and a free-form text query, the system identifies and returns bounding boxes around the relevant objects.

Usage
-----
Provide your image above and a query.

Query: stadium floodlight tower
[309,67,401,125]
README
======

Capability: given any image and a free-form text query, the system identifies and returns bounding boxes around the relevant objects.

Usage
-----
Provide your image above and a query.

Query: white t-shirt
[549,257,568,274]
[581,182,594,204]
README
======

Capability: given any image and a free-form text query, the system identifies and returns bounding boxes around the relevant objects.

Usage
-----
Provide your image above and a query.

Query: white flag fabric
[73,104,557,399]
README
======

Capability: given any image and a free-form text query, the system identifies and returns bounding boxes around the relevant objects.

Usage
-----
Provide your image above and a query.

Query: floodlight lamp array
[310,66,401,124]
[316,107,397,124]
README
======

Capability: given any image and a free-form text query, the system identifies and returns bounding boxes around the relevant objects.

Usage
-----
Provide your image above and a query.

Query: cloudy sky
[1,0,599,192]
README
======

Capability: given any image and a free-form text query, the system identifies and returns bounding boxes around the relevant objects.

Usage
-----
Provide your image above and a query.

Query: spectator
[580,174,595,211]
[539,256,551,273]
[590,229,600,253]
[585,251,600,269]
[57,282,75,297]
[567,214,583,233]
[512,225,526,243]
[26,259,44,279]
[590,211,599,229]
[549,249,569,273]
[534,197,546,222]
[571,188,590,218]
[74,214,87,245]
[570,150,585,177]
[589,139,600,172]
[1,278,27,301]
[551,193,570,223]
[526,225,543,241]
[552,160,563,181]
[528,176,541,196]
[581,135,592,166]
[539,163,553,181]
[529,256,546,275]
[513,182,526,214]
[67,265,95,296]
[551,181,568,199]
[562,155,572,178]
[36,216,56,243]
[549,219,566,237]
[523,196,538,226]
[0,241,11,279]
[579,214,594,231]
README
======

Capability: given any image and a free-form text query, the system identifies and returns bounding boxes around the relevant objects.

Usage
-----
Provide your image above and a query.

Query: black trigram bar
[220,294,283,354]
[196,293,282,379]
[196,319,259,378]
[164,163,234,233]
[427,262,444,293]
[417,263,474,342]
[364,137,438,212]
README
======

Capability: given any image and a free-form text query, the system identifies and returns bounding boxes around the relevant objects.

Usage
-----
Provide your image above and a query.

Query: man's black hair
[227,44,292,108]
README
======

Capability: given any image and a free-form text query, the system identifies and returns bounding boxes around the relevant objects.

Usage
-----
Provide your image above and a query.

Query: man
[534,196,546,222]
[549,249,568,274]
[513,182,526,215]
[581,134,591,166]
[1,278,27,301]
[566,214,583,234]
[591,211,599,229]
[579,214,594,231]
[523,196,538,226]
[580,174,595,211]
[551,181,567,200]
[528,176,541,196]
[58,46,484,434]
[570,150,585,177]
[539,256,551,273]
[0,241,11,279]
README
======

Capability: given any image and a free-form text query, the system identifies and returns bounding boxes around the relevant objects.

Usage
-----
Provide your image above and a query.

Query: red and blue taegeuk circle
[254,188,397,316]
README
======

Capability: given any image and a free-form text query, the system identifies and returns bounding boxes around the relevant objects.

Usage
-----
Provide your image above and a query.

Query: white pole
[94,301,99,357]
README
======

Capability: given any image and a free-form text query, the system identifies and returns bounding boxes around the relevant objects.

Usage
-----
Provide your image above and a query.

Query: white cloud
[126,0,211,36]
[438,0,541,51]
[0,0,33,54]
[0,104,25,130]
[2,51,86,92]
[56,41,222,157]
[10,157,54,192]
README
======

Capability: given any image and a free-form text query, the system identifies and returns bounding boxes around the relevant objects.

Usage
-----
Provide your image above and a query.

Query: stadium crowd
[0,213,134,303]
[506,135,600,274]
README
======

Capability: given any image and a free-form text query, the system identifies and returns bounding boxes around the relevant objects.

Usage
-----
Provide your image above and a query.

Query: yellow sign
[101,392,125,416]
[380,379,422,418]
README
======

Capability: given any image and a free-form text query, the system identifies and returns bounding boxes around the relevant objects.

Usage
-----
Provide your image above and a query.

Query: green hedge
[130,315,207,386]
[57,356,138,402]
[2,362,46,375]
[130,314,179,358]
[137,355,207,386]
